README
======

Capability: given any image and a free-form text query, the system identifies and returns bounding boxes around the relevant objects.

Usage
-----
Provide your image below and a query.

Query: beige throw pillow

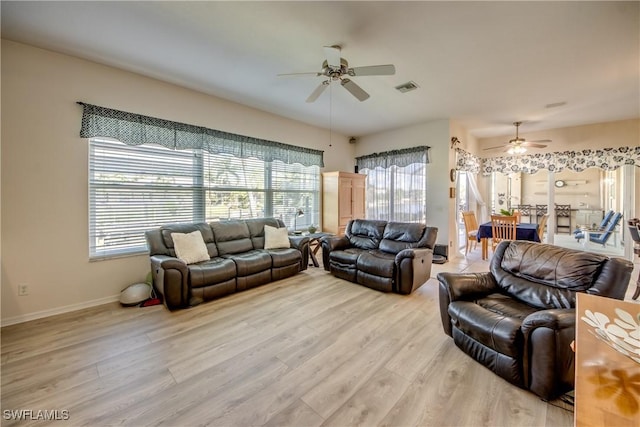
[171,231,210,264]
[264,225,290,250]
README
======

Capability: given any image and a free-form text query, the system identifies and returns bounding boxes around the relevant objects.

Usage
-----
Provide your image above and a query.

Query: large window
[356,146,429,223]
[89,138,320,259]
[361,163,427,222]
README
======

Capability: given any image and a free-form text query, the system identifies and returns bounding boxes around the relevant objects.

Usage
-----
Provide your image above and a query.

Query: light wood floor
[3,248,607,427]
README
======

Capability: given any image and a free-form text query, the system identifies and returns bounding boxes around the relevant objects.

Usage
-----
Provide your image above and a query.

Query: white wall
[355,120,454,251]
[1,40,354,324]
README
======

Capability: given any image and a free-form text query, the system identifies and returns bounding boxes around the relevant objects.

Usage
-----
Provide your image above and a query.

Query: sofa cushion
[493,241,609,309]
[357,251,395,278]
[223,250,272,276]
[346,219,387,250]
[245,218,282,249]
[379,222,426,254]
[188,257,237,288]
[329,248,367,266]
[266,248,302,268]
[161,222,218,258]
[501,242,607,290]
[211,221,253,255]
[171,231,210,264]
[449,296,531,359]
[264,225,291,250]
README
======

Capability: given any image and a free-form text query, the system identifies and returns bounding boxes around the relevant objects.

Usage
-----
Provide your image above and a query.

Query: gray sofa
[321,219,438,294]
[145,218,309,310]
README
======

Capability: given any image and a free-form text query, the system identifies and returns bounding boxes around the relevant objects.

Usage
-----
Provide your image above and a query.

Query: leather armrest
[150,255,189,309]
[320,236,350,271]
[288,235,309,250]
[396,248,433,294]
[521,308,576,399]
[288,235,310,270]
[322,236,350,251]
[436,272,498,302]
[437,272,497,337]
[521,308,575,335]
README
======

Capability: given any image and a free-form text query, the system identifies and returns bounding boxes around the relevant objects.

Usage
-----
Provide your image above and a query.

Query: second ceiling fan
[484,121,552,154]
[279,45,395,103]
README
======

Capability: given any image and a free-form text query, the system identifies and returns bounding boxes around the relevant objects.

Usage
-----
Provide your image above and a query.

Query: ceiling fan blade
[277,72,321,77]
[528,139,552,143]
[483,145,508,151]
[522,143,548,148]
[323,45,341,68]
[341,78,370,101]
[348,64,396,76]
[306,81,328,103]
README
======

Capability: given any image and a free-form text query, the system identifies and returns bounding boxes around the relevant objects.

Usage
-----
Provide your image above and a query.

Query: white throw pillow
[264,225,290,250]
[171,231,210,264]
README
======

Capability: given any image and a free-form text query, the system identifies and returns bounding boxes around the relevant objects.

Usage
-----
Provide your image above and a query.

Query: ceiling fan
[484,121,552,154]
[278,45,395,103]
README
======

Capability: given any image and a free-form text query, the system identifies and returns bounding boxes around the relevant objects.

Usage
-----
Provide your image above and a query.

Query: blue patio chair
[574,210,614,237]
[575,212,622,246]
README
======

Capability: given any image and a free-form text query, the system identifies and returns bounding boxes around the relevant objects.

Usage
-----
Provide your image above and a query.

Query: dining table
[476,222,541,260]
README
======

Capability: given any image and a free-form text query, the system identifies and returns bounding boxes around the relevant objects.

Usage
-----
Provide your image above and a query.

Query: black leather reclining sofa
[145,218,309,310]
[321,219,438,294]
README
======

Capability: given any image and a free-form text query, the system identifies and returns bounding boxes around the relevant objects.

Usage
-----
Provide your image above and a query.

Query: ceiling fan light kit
[507,145,527,155]
[281,45,396,103]
[484,121,552,155]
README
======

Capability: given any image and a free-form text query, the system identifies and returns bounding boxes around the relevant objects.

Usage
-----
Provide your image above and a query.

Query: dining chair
[555,204,572,234]
[537,213,549,242]
[461,211,479,255]
[535,204,548,223]
[512,210,522,224]
[491,215,517,251]
[516,204,532,223]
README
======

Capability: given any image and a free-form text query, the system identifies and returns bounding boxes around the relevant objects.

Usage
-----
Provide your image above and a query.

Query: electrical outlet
[18,284,29,296]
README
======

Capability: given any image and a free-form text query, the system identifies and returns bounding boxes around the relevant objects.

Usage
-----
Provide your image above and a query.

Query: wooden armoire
[322,171,366,235]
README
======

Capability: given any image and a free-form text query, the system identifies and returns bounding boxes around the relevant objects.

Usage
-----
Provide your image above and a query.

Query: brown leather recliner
[322,219,438,294]
[437,240,633,400]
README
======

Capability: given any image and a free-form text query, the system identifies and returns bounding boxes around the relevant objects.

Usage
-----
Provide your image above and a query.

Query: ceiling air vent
[395,81,419,93]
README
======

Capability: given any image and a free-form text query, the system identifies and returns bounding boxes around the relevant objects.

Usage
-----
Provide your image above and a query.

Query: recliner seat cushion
[188,257,237,288]
[357,251,395,278]
[223,250,272,276]
[449,297,528,359]
[329,248,367,266]
[267,248,302,268]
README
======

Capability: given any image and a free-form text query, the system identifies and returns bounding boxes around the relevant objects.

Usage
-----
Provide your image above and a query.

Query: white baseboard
[1,294,120,327]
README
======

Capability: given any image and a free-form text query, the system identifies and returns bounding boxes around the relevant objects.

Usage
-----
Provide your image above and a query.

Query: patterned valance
[356,146,430,170]
[455,148,481,174]
[481,146,640,176]
[77,102,324,167]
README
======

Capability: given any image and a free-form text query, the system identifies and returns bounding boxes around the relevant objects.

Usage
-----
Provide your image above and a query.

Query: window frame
[88,138,320,260]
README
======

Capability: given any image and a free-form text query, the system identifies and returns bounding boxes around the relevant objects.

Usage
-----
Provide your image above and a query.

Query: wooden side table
[306,232,334,267]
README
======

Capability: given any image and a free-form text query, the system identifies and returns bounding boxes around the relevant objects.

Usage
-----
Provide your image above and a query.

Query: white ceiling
[2,1,638,139]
